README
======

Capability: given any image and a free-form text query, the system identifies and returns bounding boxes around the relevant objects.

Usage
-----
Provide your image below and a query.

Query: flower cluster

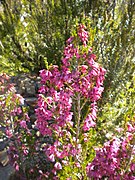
[78,24,88,46]
[36,24,106,178]
[0,73,31,175]
[86,121,135,179]
[36,25,106,135]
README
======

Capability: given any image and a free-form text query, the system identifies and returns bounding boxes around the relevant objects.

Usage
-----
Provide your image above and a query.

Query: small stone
[0,148,9,166]
[25,97,37,107]
[0,164,15,180]
[30,114,37,123]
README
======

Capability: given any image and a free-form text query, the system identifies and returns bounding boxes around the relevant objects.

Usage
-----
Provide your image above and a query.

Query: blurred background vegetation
[0,0,135,143]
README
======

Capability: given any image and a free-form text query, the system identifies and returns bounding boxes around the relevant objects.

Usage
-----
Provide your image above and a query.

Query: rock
[30,114,37,123]
[10,74,41,97]
[18,80,26,95]
[0,140,8,151]
[0,164,15,180]
[0,126,8,151]
[0,148,9,167]
[0,126,6,133]
[24,78,36,96]
[24,97,37,107]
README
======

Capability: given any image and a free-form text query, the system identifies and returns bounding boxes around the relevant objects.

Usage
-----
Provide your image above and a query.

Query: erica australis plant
[86,120,135,180]
[36,24,106,179]
[0,74,29,174]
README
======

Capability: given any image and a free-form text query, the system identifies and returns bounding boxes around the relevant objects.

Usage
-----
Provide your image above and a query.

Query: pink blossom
[6,129,13,138]
[74,162,81,168]
[127,122,135,132]
[66,36,74,44]
[83,115,96,131]
[48,154,55,162]
[78,24,88,46]
[80,65,88,73]
[20,120,27,129]
[54,162,62,170]
[130,163,135,172]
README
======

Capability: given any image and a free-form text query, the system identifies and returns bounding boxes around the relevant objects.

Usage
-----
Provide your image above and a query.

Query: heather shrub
[87,119,135,179]
[0,73,53,179]
[0,73,29,176]
[35,24,106,179]
[36,24,135,180]
[1,23,134,180]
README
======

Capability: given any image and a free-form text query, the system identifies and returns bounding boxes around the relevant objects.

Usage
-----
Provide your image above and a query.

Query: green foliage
[0,0,81,73]
[87,0,135,142]
[0,1,134,175]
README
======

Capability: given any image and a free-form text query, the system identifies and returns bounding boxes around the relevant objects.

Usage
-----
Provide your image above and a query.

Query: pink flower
[13,162,19,171]
[6,129,13,138]
[48,154,55,162]
[54,162,62,170]
[116,127,123,133]
[78,24,88,46]
[20,120,27,129]
[66,36,74,44]
[83,117,96,132]
[80,65,88,73]
[130,163,135,172]
[74,162,81,168]
[127,122,135,132]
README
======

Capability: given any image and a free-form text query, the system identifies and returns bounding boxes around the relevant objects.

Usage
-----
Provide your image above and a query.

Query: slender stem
[121,140,135,180]
[80,98,88,110]
[11,116,26,177]
[77,93,81,139]
[124,143,135,172]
